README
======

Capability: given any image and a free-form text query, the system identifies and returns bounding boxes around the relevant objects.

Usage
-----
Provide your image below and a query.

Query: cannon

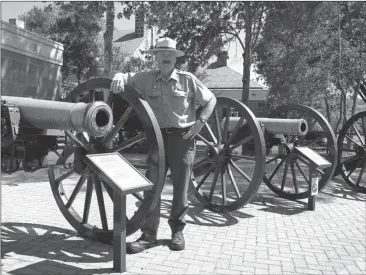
[190,97,337,212]
[1,96,113,173]
[336,82,366,193]
[45,79,166,243]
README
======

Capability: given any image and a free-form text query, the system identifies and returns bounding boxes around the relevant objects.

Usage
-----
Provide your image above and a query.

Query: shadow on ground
[1,223,178,274]
[1,223,112,263]
[159,199,245,227]
[321,176,366,201]
[5,260,115,275]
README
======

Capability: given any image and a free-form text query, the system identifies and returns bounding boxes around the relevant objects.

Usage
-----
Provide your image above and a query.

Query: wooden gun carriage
[1,20,345,245]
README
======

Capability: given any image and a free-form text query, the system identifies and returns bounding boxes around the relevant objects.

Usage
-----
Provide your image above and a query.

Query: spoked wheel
[191,97,266,213]
[264,104,337,200]
[48,78,165,243]
[338,111,366,193]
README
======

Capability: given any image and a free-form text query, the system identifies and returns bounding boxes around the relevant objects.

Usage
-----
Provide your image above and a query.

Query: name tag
[173,90,187,97]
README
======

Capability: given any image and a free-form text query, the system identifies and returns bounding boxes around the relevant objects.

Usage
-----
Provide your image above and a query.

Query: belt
[160,127,189,134]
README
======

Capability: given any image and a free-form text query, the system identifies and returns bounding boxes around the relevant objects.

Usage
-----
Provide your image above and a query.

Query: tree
[53,2,106,83]
[120,1,268,104]
[19,4,57,37]
[20,2,105,84]
[254,2,366,131]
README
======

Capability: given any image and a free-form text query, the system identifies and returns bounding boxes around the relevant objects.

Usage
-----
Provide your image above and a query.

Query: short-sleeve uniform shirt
[122,69,215,128]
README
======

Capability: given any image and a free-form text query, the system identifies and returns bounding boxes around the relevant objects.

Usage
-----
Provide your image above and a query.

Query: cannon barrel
[1,96,113,137]
[222,117,308,136]
[257,118,308,136]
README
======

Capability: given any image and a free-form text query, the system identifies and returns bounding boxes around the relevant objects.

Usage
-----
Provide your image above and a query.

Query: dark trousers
[142,131,196,236]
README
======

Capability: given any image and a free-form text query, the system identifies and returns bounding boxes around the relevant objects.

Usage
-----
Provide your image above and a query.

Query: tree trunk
[335,92,343,134]
[351,80,360,117]
[104,2,115,78]
[242,3,252,105]
[103,1,115,102]
[342,90,347,124]
[324,97,331,127]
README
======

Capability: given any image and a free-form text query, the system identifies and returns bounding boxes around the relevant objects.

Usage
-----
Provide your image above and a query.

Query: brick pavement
[1,168,365,275]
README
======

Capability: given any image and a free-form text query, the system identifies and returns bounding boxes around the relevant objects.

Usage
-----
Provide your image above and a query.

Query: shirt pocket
[172,89,189,115]
[146,89,161,110]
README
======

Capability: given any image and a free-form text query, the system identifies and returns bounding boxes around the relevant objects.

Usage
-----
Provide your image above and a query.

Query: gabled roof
[114,37,145,56]
[201,66,265,90]
[113,29,133,42]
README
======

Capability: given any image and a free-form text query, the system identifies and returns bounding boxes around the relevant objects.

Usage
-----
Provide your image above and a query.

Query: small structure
[201,51,269,117]
[1,19,64,100]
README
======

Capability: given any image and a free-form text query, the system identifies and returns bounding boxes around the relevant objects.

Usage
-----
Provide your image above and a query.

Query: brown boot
[127,233,157,254]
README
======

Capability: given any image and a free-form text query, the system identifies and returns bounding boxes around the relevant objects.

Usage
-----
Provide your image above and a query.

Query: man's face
[155,50,177,73]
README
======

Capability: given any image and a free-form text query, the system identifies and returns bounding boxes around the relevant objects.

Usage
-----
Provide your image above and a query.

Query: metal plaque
[85,152,153,195]
[311,176,319,196]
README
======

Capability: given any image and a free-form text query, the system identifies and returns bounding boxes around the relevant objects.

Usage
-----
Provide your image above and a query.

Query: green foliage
[19,4,56,36]
[254,2,366,130]
[20,2,105,84]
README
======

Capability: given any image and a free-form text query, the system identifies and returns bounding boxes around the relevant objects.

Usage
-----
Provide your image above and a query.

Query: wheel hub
[207,144,230,166]
[279,143,294,156]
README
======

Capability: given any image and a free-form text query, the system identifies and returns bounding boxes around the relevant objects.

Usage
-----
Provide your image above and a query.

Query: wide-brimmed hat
[147,37,185,57]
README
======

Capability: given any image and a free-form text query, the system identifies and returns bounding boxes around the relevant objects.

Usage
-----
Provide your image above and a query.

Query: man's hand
[182,120,205,140]
[110,73,125,93]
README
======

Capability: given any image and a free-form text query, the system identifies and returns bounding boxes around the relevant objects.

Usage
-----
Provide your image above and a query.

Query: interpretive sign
[85,152,153,195]
[85,152,154,273]
[295,146,331,169]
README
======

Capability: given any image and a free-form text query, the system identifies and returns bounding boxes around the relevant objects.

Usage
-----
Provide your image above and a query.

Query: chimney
[216,51,228,67]
[135,12,146,37]
[9,18,25,29]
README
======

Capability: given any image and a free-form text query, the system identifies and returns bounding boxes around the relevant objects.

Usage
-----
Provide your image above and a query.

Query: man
[110,37,216,253]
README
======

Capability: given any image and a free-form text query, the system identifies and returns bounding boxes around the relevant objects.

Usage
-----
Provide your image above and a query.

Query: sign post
[308,164,318,211]
[85,152,153,273]
[113,192,127,272]
[294,146,332,211]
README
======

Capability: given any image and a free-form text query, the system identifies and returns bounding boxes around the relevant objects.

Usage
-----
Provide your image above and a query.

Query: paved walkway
[1,168,365,275]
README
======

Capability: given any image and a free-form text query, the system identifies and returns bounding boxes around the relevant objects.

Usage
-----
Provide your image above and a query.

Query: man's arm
[197,96,217,122]
[182,96,217,140]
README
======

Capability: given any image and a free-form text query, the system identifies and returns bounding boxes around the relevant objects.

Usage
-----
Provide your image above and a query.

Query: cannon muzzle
[1,96,113,137]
